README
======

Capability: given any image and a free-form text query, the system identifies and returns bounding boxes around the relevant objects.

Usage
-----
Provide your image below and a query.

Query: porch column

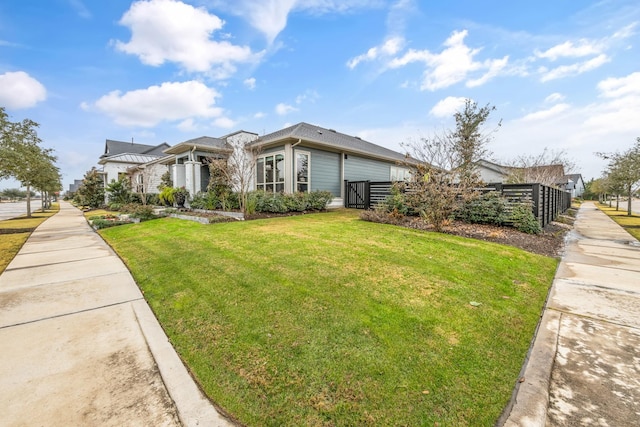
[171,164,186,188]
[184,161,202,196]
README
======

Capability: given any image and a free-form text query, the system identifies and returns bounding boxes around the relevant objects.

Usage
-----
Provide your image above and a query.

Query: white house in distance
[474,158,585,198]
[98,139,170,194]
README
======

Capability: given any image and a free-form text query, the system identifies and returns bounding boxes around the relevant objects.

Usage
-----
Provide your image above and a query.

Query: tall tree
[75,168,105,209]
[0,107,59,217]
[401,100,499,231]
[599,137,640,216]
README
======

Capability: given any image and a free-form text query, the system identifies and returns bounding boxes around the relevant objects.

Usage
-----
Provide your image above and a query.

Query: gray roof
[251,122,410,163]
[101,139,170,158]
[164,136,232,155]
[98,153,163,165]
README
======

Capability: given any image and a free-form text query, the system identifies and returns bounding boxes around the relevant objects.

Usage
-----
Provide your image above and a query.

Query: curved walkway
[0,201,231,426]
[504,202,640,426]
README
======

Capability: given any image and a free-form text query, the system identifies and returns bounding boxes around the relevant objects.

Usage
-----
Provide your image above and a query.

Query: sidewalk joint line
[4,255,119,272]
[547,307,640,331]
[0,297,145,330]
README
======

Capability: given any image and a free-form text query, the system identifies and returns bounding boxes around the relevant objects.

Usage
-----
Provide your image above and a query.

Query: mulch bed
[364,214,572,257]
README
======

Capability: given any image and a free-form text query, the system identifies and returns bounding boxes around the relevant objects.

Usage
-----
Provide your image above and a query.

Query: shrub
[284,192,309,212]
[510,203,541,234]
[307,191,333,210]
[91,218,132,229]
[456,192,509,225]
[120,203,155,220]
[190,192,220,210]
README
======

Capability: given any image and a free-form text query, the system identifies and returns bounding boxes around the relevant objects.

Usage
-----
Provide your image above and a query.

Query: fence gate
[344,180,370,209]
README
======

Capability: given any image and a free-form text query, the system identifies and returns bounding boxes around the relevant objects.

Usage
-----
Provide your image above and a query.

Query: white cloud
[212,0,383,43]
[114,0,258,76]
[0,71,47,109]
[597,72,640,98]
[295,89,319,104]
[254,112,266,119]
[535,40,601,61]
[539,54,609,82]
[213,116,236,128]
[545,93,565,103]
[68,0,91,19]
[88,80,223,127]
[347,36,405,69]
[466,56,509,87]
[244,77,256,89]
[429,96,468,118]
[275,103,298,115]
[386,30,506,91]
[177,118,198,132]
[521,103,570,121]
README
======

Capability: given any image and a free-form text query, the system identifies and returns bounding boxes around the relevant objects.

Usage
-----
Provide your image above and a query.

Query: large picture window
[256,153,285,193]
[295,151,310,192]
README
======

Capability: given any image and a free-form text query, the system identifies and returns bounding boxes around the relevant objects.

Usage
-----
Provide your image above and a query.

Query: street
[0,201,28,221]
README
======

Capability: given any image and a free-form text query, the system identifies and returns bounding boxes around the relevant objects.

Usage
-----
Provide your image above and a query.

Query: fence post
[532,184,542,227]
[365,181,371,210]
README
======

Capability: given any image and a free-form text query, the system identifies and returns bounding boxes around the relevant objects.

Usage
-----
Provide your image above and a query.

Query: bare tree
[504,148,576,186]
[401,100,498,231]
[207,138,261,213]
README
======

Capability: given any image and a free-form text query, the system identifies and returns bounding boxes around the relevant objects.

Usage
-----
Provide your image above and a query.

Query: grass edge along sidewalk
[99,209,558,426]
[597,203,640,240]
[0,203,59,273]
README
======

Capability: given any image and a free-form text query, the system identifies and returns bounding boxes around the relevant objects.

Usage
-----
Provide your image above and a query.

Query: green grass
[0,204,59,273]
[100,209,558,426]
[597,203,640,240]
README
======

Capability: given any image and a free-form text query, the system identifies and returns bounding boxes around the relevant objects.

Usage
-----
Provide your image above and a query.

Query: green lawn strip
[101,210,557,426]
[0,204,59,273]
[597,203,640,240]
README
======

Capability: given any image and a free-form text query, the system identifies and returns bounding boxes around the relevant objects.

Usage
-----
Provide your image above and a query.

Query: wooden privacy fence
[344,180,572,227]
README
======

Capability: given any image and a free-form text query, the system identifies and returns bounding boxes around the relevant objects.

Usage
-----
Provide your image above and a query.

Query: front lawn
[100,209,557,426]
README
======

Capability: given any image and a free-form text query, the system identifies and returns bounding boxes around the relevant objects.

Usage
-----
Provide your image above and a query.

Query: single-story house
[247,122,411,206]
[97,123,412,206]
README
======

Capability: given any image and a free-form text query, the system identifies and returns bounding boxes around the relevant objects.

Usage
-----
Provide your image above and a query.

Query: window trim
[295,150,311,193]
[256,151,285,193]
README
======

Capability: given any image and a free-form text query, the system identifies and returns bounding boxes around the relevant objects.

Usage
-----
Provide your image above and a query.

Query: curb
[132,300,234,427]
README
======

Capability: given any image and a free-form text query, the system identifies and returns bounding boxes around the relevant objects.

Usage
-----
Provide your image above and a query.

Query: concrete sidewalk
[504,202,640,426]
[0,201,232,426]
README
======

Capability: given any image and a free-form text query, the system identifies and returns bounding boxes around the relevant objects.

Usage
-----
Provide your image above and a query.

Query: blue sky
[1,0,639,190]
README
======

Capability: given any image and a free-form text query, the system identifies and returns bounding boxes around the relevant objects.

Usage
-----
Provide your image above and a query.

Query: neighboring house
[558,173,585,198]
[247,122,411,205]
[475,158,583,197]
[475,159,511,183]
[98,140,171,198]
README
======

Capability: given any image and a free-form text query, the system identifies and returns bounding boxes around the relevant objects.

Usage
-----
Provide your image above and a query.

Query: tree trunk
[628,188,633,216]
[26,184,32,218]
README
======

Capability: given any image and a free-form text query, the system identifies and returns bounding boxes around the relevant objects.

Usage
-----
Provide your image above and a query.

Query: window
[390,166,410,181]
[256,153,285,193]
[295,151,310,192]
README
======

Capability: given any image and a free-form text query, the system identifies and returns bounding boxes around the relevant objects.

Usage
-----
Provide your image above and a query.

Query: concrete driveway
[0,202,232,426]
